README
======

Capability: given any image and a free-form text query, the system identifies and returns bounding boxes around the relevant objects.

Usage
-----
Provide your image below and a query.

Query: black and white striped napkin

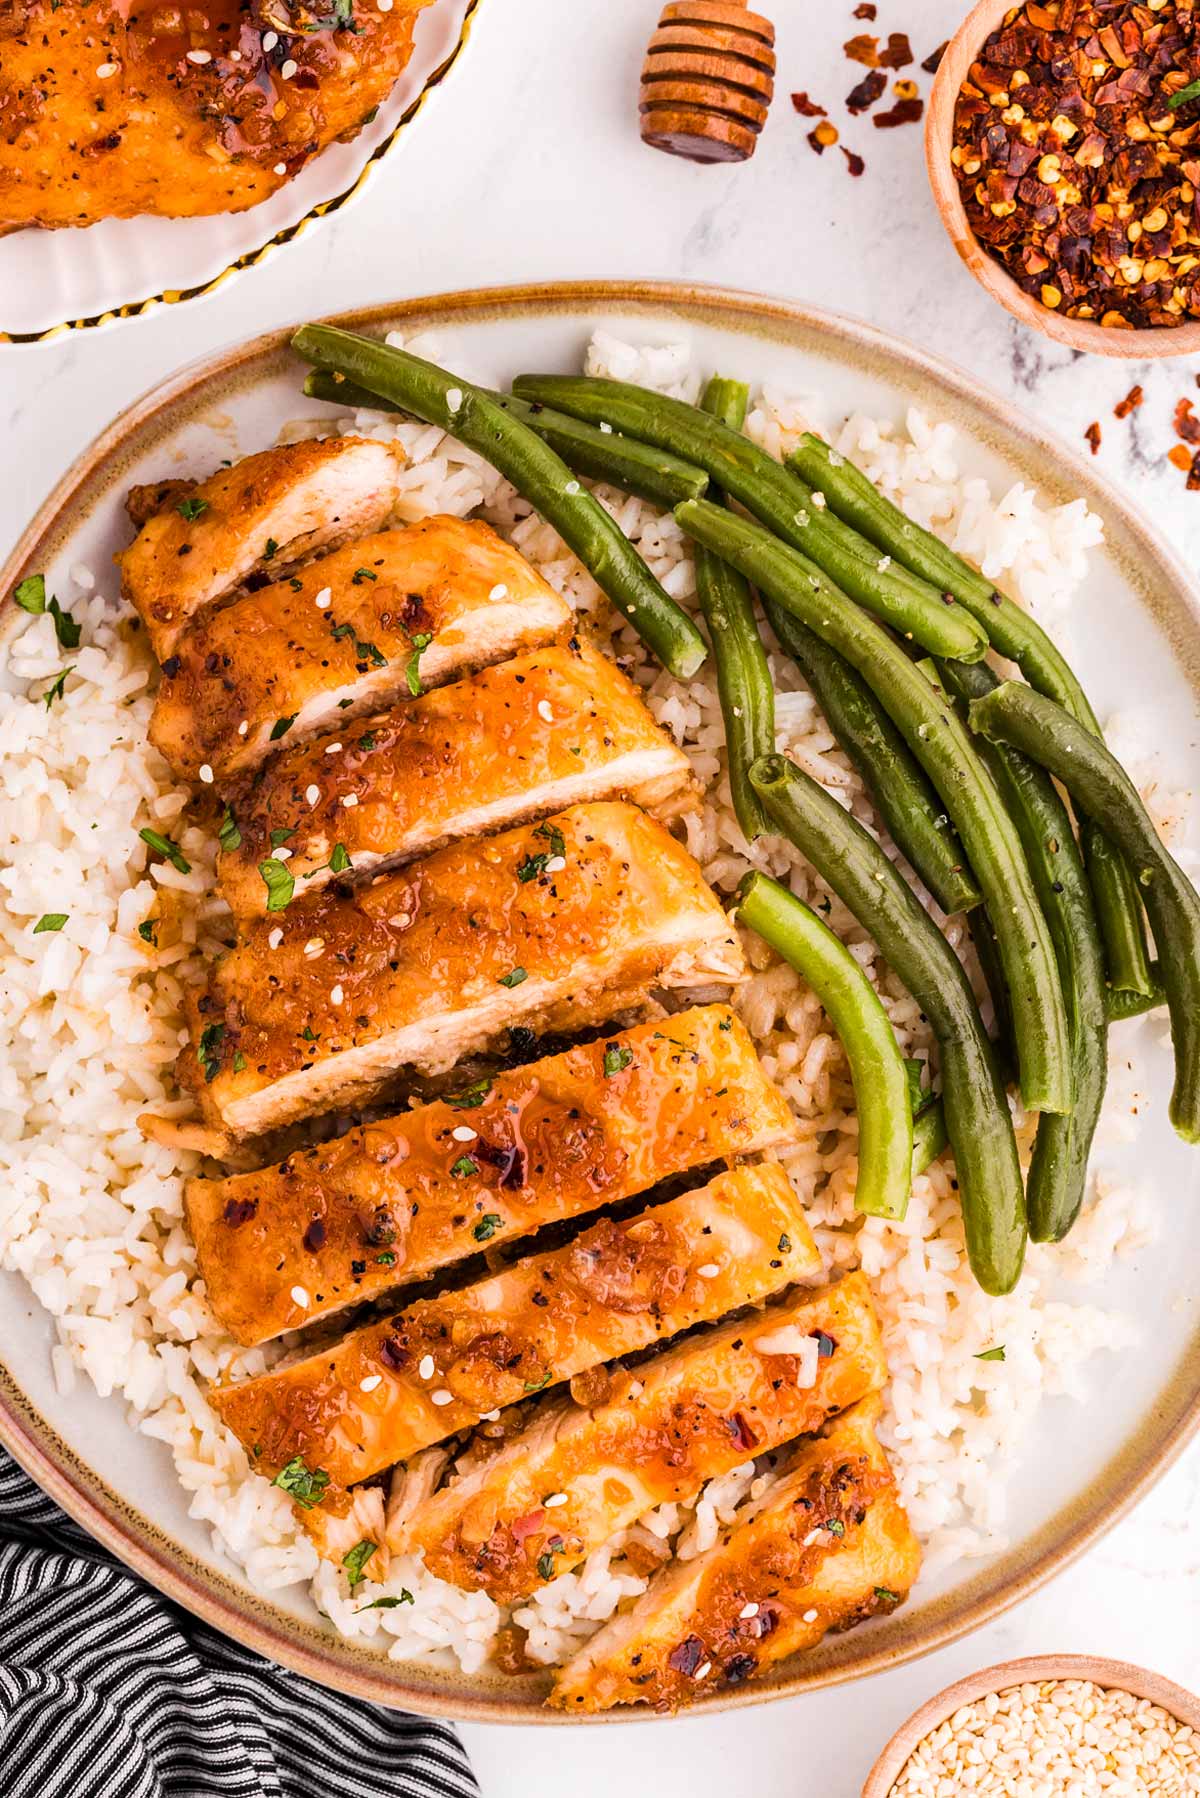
[0,1450,478,1798]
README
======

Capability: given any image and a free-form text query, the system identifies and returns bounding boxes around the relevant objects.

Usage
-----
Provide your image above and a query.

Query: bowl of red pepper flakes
[926,0,1200,356]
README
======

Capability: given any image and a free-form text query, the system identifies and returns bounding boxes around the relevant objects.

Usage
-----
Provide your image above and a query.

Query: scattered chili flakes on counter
[1174,394,1200,440]
[879,32,914,69]
[951,0,1200,332]
[808,120,840,154]
[1114,382,1144,416]
[922,40,948,75]
[845,33,881,67]
[792,91,828,117]
[848,68,887,113]
[1084,420,1103,453]
[842,146,866,175]
[876,95,924,129]
[853,2,877,18]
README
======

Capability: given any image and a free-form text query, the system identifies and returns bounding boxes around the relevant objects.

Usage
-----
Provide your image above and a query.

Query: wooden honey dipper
[640,0,776,164]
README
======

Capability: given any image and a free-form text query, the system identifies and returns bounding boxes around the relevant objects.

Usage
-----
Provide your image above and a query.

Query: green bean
[788,432,1154,998]
[967,906,1014,1062]
[734,871,913,1221]
[764,596,980,916]
[970,680,1200,1143]
[912,1100,948,1177]
[675,496,1071,1116]
[748,755,1026,1292]
[510,374,989,663]
[302,370,711,510]
[1107,972,1166,1022]
[292,329,708,680]
[690,376,773,842]
[940,658,1108,1243]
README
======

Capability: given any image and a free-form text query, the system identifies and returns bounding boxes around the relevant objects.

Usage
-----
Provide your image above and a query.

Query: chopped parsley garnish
[1168,77,1200,110]
[48,598,80,649]
[137,919,158,947]
[197,1022,225,1084]
[263,538,279,560]
[536,1551,559,1582]
[517,822,567,883]
[777,1232,791,1254]
[874,1586,900,1603]
[42,667,73,708]
[472,1213,502,1241]
[358,732,377,752]
[329,843,351,874]
[13,573,46,614]
[376,1251,396,1266]
[139,827,191,874]
[718,1016,732,1031]
[218,807,242,853]
[524,1372,551,1394]
[301,1025,319,1043]
[497,967,527,989]
[342,1539,377,1590]
[33,913,68,934]
[271,1455,331,1509]
[357,1590,413,1612]
[824,1518,846,1538]
[450,1155,478,1178]
[233,1051,247,1074]
[269,715,296,742]
[330,620,386,667]
[351,567,377,584]
[975,1345,1006,1362]
[269,826,296,848]
[259,860,295,912]
[602,1044,632,1077]
[176,496,209,522]
[446,1076,492,1110]
[405,632,432,697]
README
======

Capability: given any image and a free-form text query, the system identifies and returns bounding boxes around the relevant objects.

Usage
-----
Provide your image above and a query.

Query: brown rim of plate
[1,281,1199,1723]
[861,1653,1200,1795]
[925,0,1200,360]
[0,0,484,349]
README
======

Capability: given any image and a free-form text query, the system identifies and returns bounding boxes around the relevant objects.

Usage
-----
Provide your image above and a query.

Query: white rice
[0,333,1163,1675]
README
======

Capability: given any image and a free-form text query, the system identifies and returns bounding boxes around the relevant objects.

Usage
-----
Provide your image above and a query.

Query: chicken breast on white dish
[119,439,407,661]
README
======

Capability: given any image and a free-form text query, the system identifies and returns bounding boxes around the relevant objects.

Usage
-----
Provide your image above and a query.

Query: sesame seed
[451,1125,477,1142]
[324,742,342,755]
[739,1602,759,1619]
[488,583,508,601]
[482,1409,501,1421]
[230,48,242,59]
[330,984,344,1005]
[445,387,463,412]
[199,764,214,784]
[262,28,278,48]
[802,1608,818,1622]
[290,1286,309,1308]
[186,48,212,63]
[273,846,293,862]
[342,793,359,807]
[238,720,249,736]
[696,1262,720,1278]
[305,784,320,805]
[543,1492,568,1508]
[378,0,392,11]
[304,937,325,956]
[315,587,332,608]
[96,61,118,77]
[268,927,283,949]
[544,854,566,873]
[418,1355,435,1380]
[537,700,554,723]
[359,1374,383,1392]
[431,1389,453,1406]
[272,161,286,174]
[694,1662,712,1680]
[280,56,297,77]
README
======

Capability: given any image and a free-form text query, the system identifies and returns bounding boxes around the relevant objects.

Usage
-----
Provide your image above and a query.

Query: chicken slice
[399,1271,887,1604]
[118,438,407,661]
[177,802,744,1140]
[209,1161,819,1494]
[148,516,571,783]
[550,1394,920,1712]
[187,1005,794,1346]
[216,640,694,919]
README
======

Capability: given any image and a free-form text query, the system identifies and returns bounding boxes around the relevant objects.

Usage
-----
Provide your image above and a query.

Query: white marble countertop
[3,0,1199,1792]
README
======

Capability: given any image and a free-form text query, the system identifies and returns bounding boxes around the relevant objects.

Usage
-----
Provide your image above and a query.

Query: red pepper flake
[1084,421,1102,455]
[1168,443,1193,472]
[726,1411,757,1451]
[847,68,886,113]
[1174,397,1200,444]
[807,120,840,154]
[1113,385,1144,420]
[844,32,879,67]
[667,1635,706,1678]
[874,96,924,128]
[852,2,876,16]
[223,1197,257,1227]
[921,40,947,74]
[878,31,913,69]
[841,145,866,176]
[791,91,827,117]
[302,1218,327,1252]
[1188,453,1200,492]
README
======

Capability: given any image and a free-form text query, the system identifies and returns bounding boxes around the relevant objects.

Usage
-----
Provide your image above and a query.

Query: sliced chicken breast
[187,1005,795,1346]
[209,1162,819,1494]
[216,640,693,919]
[178,802,744,1140]
[119,439,407,662]
[148,516,571,783]
[399,1271,887,1604]
[550,1394,920,1712]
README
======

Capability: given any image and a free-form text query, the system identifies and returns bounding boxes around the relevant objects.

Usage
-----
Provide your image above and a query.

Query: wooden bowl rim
[862,1653,1200,1795]
[924,0,1200,360]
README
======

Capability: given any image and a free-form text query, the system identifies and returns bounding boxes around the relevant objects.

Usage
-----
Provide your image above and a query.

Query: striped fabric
[0,1450,478,1798]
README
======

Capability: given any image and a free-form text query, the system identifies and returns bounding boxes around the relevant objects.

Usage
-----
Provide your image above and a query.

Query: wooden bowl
[925,0,1200,359]
[862,1654,1200,1796]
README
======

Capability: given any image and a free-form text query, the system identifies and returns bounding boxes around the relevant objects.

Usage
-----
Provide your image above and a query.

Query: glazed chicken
[216,640,694,918]
[177,801,745,1140]
[398,1271,888,1604]
[118,439,407,661]
[0,0,433,228]
[551,1395,920,1712]
[187,1005,796,1345]
[209,1162,820,1493]
[148,515,571,782]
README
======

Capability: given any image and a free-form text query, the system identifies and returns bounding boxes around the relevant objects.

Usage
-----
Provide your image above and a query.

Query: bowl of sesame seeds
[862,1655,1200,1797]
[926,0,1200,357]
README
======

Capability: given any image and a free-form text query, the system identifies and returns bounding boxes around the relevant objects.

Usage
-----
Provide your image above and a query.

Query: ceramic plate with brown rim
[1,282,1199,1723]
